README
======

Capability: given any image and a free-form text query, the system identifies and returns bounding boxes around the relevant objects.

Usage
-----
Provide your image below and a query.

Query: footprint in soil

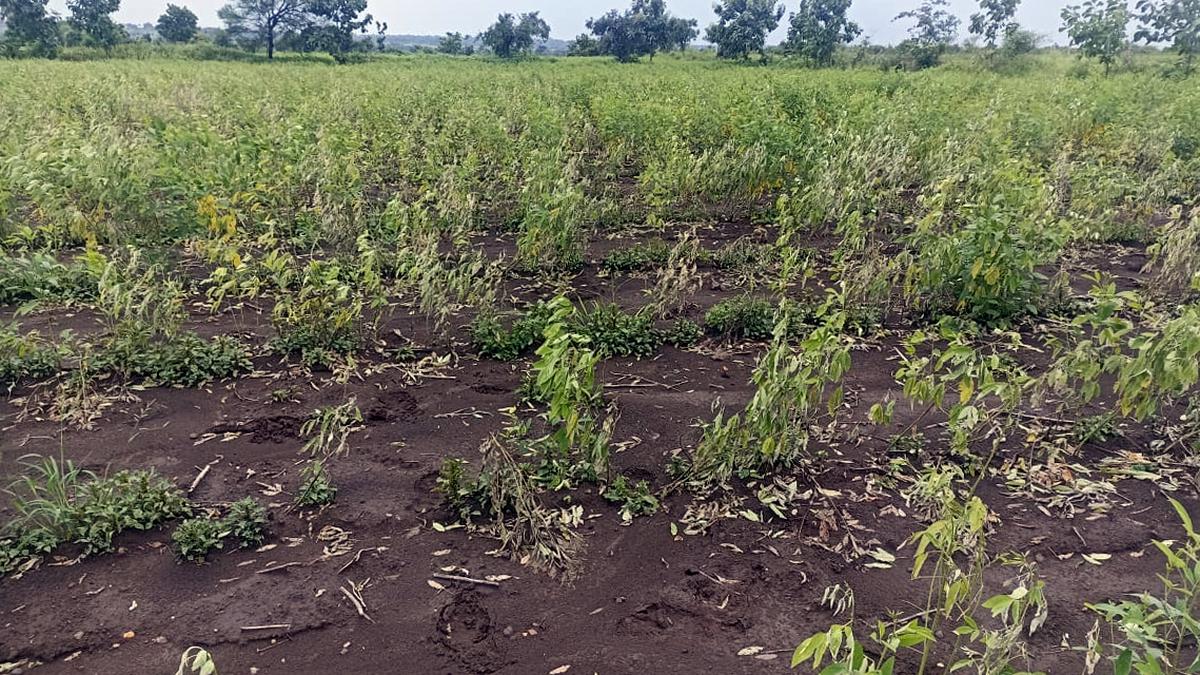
[436,591,511,674]
[209,415,301,444]
[367,389,423,423]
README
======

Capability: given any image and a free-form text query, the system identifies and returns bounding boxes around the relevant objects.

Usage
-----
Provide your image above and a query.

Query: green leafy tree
[567,32,602,55]
[480,11,550,58]
[1135,0,1200,75]
[969,0,1020,47]
[437,31,469,54]
[67,0,125,50]
[1061,0,1130,75]
[894,0,961,68]
[587,0,697,62]
[218,0,311,59]
[705,0,785,60]
[305,0,371,62]
[156,3,198,43]
[0,0,60,56]
[784,0,861,66]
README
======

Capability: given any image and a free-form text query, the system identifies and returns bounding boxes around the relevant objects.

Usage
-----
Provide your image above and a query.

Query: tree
[305,0,371,62]
[784,0,861,66]
[0,0,60,56]
[480,11,550,58]
[437,31,467,54]
[1061,0,1130,75]
[219,0,311,59]
[969,0,1020,47]
[586,0,697,62]
[156,3,198,43]
[894,0,960,68]
[567,32,602,55]
[68,0,125,50]
[1135,0,1200,75]
[705,0,784,60]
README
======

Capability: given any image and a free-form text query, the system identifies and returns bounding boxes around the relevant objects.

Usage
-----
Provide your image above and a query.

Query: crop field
[0,55,1199,674]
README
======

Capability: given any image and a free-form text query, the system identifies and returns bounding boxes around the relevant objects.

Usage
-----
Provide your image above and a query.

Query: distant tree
[0,0,60,56]
[587,0,696,62]
[567,32,602,55]
[67,0,125,50]
[437,31,467,54]
[156,3,198,43]
[705,0,784,60]
[969,0,1020,47]
[784,0,861,66]
[305,0,371,62]
[480,11,550,58]
[1061,0,1130,75]
[372,19,386,51]
[1135,0,1200,75]
[894,0,960,68]
[219,0,311,59]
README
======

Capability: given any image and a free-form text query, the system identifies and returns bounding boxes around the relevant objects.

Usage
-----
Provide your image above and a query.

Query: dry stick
[338,547,380,574]
[241,624,292,631]
[188,455,224,494]
[340,583,374,622]
[431,573,501,588]
[257,561,305,574]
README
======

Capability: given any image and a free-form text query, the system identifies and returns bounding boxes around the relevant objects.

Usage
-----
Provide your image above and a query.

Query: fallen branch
[188,455,224,494]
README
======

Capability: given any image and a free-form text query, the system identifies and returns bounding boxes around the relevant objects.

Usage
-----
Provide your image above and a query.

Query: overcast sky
[47,0,1075,46]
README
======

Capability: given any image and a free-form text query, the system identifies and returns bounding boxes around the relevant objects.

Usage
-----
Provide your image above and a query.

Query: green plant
[602,239,671,272]
[295,459,337,507]
[223,498,267,548]
[0,325,66,387]
[172,516,226,562]
[1089,498,1200,674]
[574,303,662,358]
[108,333,252,387]
[704,295,776,341]
[270,260,363,369]
[176,646,218,675]
[602,475,660,523]
[435,457,492,523]
[301,398,363,459]
[663,317,704,348]
[471,301,555,361]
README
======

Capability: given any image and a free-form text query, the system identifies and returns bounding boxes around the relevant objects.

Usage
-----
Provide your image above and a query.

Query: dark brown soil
[0,223,1194,675]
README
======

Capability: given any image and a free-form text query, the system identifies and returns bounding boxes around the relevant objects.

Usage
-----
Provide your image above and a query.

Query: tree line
[1,0,1197,75]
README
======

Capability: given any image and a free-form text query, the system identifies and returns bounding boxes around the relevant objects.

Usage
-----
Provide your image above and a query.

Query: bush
[172,517,226,562]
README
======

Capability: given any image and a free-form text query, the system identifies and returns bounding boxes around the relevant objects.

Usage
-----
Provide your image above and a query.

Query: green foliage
[1,457,191,572]
[172,516,226,562]
[784,0,861,66]
[1062,0,1131,75]
[574,302,662,358]
[471,301,556,361]
[586,0,698,63]
[602,475,660,523]
[0,0,60,57]
[969,0,1020,48]
[109,333,252,387]
[295,459,337,507]
[664,317,704,347]
[0,325,65,387]
[0,252,97,306]
[156,4,199,43]
[894,0,961,69]
[704,295,776,340]
[706,0,785,60]
[602,239,671,272]
[176,647,218,675]
[223,498,267,548]
[66,0,124,51]
[270,261,363,368]
[1089,499,1200,674]
[480,11,550,59]
[435,457,492,523]
[1135,0,1200,76]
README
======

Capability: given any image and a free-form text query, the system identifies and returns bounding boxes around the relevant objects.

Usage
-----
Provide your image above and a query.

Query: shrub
[172,517,226,562]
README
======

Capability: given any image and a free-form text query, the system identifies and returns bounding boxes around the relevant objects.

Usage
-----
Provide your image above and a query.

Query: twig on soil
[188,455,223,494]
[257,561,305,574]
[431,573,501,588]
[241,624,292,631]
[338,547,385,574]
[340,580,374,622]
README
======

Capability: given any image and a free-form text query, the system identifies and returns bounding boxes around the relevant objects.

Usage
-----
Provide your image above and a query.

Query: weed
[471,301,555,361]
[704,295,776,341]
[574,303,661,358]
[663,318,704,348]
[295,459,337,507]
[176,646,218,675]
[223,498,268,548]
[0,325,66,387]
[172,516,226,562]
[602,239,671,272]
[602,475,660,524]
[301,399,363,459]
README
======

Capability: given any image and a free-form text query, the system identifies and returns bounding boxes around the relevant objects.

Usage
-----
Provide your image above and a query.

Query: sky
[46,0,1075,46]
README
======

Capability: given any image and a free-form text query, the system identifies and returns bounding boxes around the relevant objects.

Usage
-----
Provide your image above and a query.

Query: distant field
[1,55,1199,674]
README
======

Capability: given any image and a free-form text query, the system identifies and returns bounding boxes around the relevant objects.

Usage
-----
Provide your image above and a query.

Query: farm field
[1,56,1199,674]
